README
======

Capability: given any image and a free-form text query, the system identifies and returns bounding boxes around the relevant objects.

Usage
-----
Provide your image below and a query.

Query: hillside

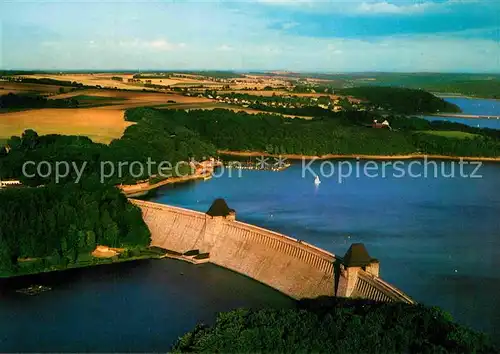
[339,86,461,114]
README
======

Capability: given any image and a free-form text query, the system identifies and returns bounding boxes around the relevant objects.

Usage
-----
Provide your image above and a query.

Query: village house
[372,120,391,129]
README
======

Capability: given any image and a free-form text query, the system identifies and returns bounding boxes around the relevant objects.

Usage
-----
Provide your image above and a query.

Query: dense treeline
[124,108,413,155]
[0,93,79,109]
[0,122,214,185]
[173,297,498,353]
[0,130,105,184]
[249,103,333,117]
[420,80,500,99]
[352,73,500,99]
[5,77,87,88]
[140,108,499,157]
[339,86,462,114]
[0,182,150,274]
[104,108,216,180]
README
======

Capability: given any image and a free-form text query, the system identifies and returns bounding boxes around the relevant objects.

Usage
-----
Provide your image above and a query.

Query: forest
[0,181,150,275]
[125,108,499,157]
[338,86,462,114]
[173,297,498,353]
[348,73,500,99]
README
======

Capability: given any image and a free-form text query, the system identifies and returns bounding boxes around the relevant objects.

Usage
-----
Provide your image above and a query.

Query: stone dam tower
[131,198,414,303]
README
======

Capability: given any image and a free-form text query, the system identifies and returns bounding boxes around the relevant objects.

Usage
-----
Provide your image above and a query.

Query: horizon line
[2,69,500,75]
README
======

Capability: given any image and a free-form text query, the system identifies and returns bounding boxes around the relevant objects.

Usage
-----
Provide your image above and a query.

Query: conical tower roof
[206,198,235,217]
[343,243,376,267]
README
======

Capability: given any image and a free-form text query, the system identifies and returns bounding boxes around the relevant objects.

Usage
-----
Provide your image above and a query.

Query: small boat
[314,176,321,185]
[16,285,52,296]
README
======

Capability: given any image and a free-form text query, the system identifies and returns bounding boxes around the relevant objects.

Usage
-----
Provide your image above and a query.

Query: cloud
[1,0,497,72]
[356,1,435,15]
[281,21,299,30]
[252,0,481,15]
[148,40,172,49]
[116,39,186,51]
[217,44,233,51]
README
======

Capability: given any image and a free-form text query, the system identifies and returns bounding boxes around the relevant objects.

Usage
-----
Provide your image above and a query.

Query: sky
[0,0,499,72]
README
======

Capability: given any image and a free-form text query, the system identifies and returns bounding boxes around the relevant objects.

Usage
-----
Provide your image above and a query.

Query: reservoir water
[0,260,293,352]
[148,161,500,341]
[425,97,500,130]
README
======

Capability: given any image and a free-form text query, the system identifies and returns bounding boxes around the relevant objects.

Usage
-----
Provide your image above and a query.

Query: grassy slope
[0,247,164,278]
[419,130,480,139]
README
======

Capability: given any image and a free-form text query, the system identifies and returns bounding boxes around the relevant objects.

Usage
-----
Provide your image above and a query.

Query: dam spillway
[130,199,414,304]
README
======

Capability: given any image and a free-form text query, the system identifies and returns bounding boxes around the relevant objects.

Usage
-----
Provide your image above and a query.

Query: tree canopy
[173,297,498,353]
[339,86,462,114]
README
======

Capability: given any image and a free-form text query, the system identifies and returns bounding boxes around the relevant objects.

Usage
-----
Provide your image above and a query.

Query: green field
[72,95,127,107]
[418,130,479,139]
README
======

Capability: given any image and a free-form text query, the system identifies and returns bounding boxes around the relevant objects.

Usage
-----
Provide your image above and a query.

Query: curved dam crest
[131,199,413,303]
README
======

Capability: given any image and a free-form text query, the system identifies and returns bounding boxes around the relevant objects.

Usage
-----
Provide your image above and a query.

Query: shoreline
[428,113,500,120]
[218,150,500,163]
[435,93,500,101]
[120,171,212,197]
[0,252,163,279]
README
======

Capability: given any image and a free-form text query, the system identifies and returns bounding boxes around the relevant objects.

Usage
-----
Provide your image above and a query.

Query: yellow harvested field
[22,73,228,90]
[49,89,212,108]
[15,73,296,92]
[0,79,319,145]
[26,74,136,90]
[0,108,132,144]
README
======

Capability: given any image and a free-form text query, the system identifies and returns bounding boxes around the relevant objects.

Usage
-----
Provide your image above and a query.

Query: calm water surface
[424,97,500,130]
[0,260,292,352]
[149,161,500,340]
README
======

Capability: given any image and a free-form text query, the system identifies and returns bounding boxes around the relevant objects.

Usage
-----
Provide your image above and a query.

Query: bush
[120,249,130,258]
[130,249,140,257]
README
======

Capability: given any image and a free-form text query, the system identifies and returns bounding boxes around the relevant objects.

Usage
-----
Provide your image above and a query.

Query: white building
[0,180,22,188]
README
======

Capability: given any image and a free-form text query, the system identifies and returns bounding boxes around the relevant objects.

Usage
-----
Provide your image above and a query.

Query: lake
[148,160,500,341]
[0,260,293,352]
[424,97,500,130]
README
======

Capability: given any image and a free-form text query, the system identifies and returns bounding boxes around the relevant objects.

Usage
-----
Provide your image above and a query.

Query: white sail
[314,176,321,185]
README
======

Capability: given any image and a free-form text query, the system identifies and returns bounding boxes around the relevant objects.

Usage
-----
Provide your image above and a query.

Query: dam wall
[351,270,414,303]
[132,199,335,299]
[131,199,413,303]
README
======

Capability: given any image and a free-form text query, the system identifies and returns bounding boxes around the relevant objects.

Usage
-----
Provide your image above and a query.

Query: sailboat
[314,176,321,185]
